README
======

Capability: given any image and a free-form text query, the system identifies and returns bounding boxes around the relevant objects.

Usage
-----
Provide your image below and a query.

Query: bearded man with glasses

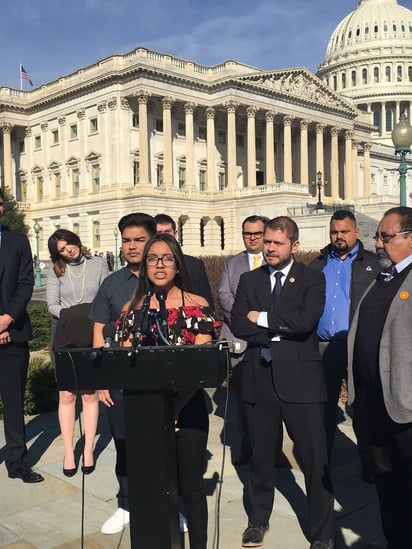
[347,206,412,549]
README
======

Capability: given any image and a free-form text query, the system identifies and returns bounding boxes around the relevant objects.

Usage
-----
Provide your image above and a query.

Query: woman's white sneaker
[101,508,130,534]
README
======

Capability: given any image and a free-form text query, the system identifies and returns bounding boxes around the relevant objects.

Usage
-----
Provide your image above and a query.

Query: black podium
[55,344,228,549]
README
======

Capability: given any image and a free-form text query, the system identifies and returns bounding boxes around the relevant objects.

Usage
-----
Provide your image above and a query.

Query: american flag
[21,65,33,86]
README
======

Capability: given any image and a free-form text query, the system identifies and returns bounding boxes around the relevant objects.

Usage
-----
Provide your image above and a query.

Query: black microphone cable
[211,341,231,549]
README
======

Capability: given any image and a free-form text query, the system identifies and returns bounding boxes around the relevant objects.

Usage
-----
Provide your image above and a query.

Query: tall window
[386,109,394,132]
[373,110,381,130]
[374,67,380,83]
[54,172,61,199]
[132,113,139,128]
[397,65,403,81]
[34,135,41,150]
[177,122,185,137]
[37,176,43,202]
[133,161,139,186]
[91,164,100,192]
[89,118,98,134]
[198,126,206,140]
[72,168,80,195]
[93,221,100,248]
[52,129,59,144]
[199,169,206,191]
[72,223,80,235]
[70,124,78,139]
[155,119,163,133]
[178,166,186,189]
[342,72,346,89]
[156,164,164,186]
[218,172,226,191]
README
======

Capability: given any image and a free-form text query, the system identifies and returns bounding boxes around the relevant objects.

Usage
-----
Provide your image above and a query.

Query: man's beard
[332,241,349,256]
[376,249,393,270]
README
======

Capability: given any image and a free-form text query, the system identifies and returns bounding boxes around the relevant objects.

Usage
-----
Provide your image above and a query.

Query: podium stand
[55,344,228,549]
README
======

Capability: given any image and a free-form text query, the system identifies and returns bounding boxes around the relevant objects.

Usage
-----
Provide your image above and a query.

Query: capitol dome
[317,0,412,145]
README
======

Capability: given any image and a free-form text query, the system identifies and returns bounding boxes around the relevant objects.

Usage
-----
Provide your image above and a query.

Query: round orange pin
[399,291,409,300]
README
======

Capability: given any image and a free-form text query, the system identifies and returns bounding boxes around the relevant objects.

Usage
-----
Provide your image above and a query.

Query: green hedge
[29,303,52,351]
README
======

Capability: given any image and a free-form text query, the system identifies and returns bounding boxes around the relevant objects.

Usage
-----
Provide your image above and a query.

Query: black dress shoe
[232,450,252,466]
[310,539,334,549]
[242,523,269,547]
[8,464,44,483]
[81,462,95,475]
[63,465,77,477]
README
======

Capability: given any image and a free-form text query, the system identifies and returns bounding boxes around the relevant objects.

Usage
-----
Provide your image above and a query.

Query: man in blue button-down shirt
[310,210,380,480]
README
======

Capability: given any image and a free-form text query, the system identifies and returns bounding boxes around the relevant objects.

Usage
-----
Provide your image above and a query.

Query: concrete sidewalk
[0,384,385,549]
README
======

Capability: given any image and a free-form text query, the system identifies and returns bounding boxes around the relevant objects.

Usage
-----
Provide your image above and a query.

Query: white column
[363,142,372,197]
[184,102,196,189]
[330,126,340,199]
[265,111,276,184]
[344,130,353,199]
[1,123,13,191]
[137,90,151,185]
[162,97,174,186]
[283,115,293,182]
[225,100,238,188]
[246,106,258,187]
[299,119,309,186]
[206,107,216,190]
[315,123,325,176]
[352,140,359,197]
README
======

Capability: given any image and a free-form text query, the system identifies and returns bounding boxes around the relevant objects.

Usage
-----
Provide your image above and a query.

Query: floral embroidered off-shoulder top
[115,292,219,346]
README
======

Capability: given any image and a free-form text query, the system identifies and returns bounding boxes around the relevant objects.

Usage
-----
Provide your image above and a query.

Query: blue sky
[2,0,412,89]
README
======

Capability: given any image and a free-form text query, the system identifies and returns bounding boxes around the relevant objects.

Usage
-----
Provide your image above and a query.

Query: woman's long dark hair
[127,233,193,312]
[48,228,88,277]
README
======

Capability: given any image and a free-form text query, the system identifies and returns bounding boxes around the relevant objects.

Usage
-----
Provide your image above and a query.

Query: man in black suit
[155,213,214,309]
[0,189,44,483]
[231,216,334,548]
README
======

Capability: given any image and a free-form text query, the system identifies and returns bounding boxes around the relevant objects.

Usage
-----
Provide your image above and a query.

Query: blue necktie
[262,272,284,362]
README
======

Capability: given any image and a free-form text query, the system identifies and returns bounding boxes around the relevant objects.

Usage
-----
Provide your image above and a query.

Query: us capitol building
[0,0,411,256]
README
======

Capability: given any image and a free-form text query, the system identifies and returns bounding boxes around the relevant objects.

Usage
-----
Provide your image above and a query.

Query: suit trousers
[246,360,335,542]
[366,384,412,549]
[319,341,372,470]
[0,342,29,468]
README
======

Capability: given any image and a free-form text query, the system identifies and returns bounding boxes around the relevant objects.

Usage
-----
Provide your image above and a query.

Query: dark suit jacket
[0,225,34,342]
[231,261,327,404]
[183,254,214,310]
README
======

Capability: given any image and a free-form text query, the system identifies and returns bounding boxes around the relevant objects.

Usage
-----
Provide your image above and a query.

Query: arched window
[351,70,357,86]
[397,65,403,81]
[365,26,369,35]
[362,68,368,84]
[374,67,380,83]
[356,27,360,37]
[342,72,346,89]
[408,66,412,82]
[374,25,379,33]
[333,75,337,91]
[385,66,391,82]
[93,221,100,249]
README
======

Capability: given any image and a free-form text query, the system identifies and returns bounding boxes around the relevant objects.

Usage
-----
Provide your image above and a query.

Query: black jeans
[106,389,129,510]
[176,427,208,549]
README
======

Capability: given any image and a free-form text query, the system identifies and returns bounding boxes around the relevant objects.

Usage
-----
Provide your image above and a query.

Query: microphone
[155,289,170,346]
[134,287,154,346]
[103,324,116,348]
[155,289,167,326]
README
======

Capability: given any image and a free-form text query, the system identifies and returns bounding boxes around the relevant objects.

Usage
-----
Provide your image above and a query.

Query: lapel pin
[289,277,295,283]
[399,290,409,300]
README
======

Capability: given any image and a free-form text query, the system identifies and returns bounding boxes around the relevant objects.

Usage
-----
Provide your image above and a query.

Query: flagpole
[19,63,22,90]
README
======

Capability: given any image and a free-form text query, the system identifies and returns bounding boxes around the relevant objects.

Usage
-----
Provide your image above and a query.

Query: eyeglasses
[373,230,411,244]
[242,231,264,239]
[146,255,176,267]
